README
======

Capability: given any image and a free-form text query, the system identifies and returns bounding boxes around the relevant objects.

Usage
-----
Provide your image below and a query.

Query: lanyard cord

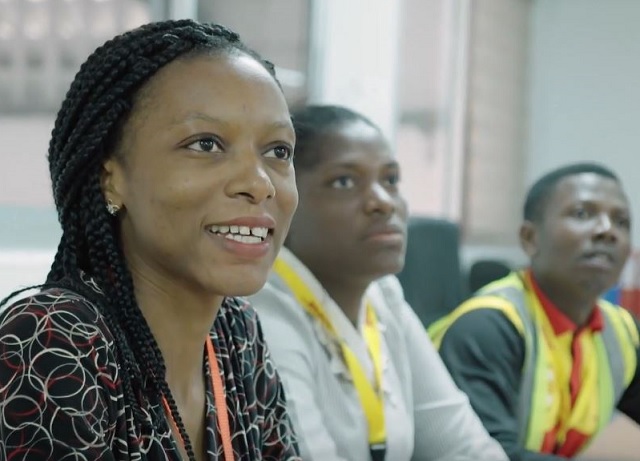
[162,336,234,461]
[273,257,386,451]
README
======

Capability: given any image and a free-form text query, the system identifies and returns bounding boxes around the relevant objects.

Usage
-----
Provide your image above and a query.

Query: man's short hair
[523,163,620,223]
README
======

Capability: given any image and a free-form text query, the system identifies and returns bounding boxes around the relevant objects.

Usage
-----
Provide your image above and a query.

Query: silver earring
[106,200,120,216]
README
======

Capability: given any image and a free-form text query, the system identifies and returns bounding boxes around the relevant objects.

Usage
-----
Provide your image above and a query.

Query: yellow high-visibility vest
[429,272,638,455]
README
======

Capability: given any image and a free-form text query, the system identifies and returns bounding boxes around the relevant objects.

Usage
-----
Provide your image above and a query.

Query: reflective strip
[428,273,538,447]
[599,302,638,395]
[479,276,635,450]
[478,280,538,449]
[428,294,525,348]
[599,308,625,402]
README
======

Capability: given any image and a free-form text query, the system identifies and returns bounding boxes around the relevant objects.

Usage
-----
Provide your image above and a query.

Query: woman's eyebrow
[172,112,293,133]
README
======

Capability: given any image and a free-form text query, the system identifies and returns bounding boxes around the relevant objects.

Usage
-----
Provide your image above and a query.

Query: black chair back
[396,216,466,327]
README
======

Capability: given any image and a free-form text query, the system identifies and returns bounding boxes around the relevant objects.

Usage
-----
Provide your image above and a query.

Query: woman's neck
[316,272,370,326]
[130,269,224,398]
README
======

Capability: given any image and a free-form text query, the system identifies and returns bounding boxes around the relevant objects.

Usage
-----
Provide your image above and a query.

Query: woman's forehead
[126,53,289,131]
[314,124,390,162]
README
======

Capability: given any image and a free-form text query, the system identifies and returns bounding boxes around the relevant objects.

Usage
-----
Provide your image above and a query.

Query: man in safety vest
[429,163,640,460]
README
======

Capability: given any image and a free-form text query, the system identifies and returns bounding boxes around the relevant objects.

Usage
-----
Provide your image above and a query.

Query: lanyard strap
[273,257,386,451]
[162,337,234,461]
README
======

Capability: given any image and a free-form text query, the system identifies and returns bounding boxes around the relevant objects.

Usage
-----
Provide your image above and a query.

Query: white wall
[527,0,640,244]
[0,116,54,207]
[0,250,54,301]
[396,0,470,220]
[308,0,402,141]
[0,117,59,298]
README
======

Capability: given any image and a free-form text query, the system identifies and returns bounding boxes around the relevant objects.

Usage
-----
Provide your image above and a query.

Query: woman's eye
[331,176,355,189]
[264,145,293,161]
[186,137,222,153]
[572,208,590,219]
[384,173,400,186]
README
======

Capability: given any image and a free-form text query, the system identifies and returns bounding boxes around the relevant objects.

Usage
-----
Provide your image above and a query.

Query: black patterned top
[0,281,300,460]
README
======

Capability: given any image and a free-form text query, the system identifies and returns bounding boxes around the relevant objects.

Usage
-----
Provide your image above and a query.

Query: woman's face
[102,52,298,298]
[286,121,408,283]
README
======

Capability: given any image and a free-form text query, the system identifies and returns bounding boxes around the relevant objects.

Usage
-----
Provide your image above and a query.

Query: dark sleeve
[616,315,640,423]
[0,294,117,460]
[243,304,301,461]
[438,309,565,461]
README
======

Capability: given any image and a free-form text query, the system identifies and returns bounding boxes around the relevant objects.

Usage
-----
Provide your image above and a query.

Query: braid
[3,19,282,460]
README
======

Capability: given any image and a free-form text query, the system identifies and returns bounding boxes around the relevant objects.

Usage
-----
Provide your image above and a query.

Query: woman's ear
[101,158,126,211]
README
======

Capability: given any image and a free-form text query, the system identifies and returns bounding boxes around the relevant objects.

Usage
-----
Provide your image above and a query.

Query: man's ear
[519,220,539,258]
[101,157,126,210]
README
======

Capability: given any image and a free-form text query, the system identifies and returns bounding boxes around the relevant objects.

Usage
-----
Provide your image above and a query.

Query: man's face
[521,173,632,297]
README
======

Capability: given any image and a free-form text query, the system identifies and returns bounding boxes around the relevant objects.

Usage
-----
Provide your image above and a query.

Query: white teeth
[208,224,269,240]
[251,227,268,238]
[224,234,262,244]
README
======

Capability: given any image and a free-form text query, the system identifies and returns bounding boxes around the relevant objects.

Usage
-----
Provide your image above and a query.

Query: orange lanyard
[162,337,234,461]
[273,257,386,455]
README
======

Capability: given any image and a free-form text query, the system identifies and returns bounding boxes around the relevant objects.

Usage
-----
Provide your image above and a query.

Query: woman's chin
[368,256,405,278]
[217,275,269,299]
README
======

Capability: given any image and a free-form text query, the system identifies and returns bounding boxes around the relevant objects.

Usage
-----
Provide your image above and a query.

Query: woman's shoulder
[0,285,116,355]
[248,276,315,320]
[3,285,103,324]
[218,294,307,336]
[368,275,415,321]
[0,285,121,398]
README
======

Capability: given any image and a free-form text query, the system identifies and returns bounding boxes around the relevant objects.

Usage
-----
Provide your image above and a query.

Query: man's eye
[615,216,631,229]
[187,138,221,152]
[265,145,293,161]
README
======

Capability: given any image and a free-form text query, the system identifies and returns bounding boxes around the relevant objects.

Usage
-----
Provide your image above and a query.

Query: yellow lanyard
[273,257,386,454]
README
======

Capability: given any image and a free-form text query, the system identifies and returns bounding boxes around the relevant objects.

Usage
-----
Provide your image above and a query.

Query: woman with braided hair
[0,20,300,461]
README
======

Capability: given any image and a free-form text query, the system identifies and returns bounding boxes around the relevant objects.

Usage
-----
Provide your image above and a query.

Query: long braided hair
[3,19,280,460]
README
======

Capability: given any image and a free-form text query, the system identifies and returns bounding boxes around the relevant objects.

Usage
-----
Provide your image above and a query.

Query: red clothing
[528,271,603,456]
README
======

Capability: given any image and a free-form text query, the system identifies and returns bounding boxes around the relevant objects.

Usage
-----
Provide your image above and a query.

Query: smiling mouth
[207,224,270,244]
